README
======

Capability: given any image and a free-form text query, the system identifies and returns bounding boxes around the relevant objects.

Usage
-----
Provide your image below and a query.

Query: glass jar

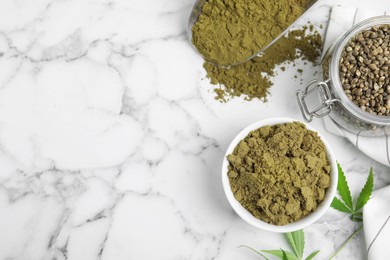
[296,16,390,137]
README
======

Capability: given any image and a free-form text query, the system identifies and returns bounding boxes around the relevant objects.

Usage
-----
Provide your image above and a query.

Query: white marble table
[0,0,389,259]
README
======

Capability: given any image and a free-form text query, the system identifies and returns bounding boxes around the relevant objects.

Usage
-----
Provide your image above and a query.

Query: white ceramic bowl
[222,117,338,233]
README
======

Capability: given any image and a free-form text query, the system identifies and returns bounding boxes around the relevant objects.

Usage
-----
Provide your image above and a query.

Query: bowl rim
[221,117,338,233]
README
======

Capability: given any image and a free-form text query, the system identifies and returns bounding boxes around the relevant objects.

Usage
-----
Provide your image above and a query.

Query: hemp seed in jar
[339,24,390,116]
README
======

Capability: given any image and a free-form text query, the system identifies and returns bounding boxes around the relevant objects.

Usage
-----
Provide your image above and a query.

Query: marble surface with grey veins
[0,0,389,259]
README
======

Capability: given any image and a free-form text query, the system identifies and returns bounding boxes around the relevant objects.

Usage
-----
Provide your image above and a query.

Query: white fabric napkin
[323,7,390,260]
[363,186,390,260]
[322,7,390,167]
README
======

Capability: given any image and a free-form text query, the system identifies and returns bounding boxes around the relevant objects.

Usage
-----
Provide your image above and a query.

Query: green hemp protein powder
[227,122,331,226]
[191,0,313,65]
[205,25,323,102]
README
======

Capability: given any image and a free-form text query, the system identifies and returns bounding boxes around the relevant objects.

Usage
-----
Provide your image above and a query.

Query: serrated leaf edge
[355,168,374,211]
[331,197,353,214]
[305,250,320,260]
[336,163,353,210]
[281,249,289,260]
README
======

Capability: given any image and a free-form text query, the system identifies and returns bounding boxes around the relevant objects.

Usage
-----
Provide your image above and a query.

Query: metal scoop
[187,0,320,67]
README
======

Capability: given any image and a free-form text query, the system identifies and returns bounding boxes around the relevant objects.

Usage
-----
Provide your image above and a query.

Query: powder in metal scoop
[192,0,313,65]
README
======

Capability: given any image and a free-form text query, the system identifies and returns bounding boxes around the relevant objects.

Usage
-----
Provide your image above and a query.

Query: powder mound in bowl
[191,0,313,65]
[227,122,331,226]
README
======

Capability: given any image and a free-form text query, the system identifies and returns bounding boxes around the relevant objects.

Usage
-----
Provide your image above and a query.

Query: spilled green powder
[204,26,323,102]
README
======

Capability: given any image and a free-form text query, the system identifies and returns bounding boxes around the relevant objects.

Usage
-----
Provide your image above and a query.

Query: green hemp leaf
[282,249,289,260]
[286,230,304,258]
[328,165,374,259]
[330,164,374,222]
[242,230,320,260]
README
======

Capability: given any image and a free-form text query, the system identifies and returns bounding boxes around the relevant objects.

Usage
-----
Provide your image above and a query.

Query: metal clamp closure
[296,79,339,122]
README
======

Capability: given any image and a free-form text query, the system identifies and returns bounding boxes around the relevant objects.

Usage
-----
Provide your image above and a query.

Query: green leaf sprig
[330,163,374,222]
[328,163,374,259]
[241,230,320,260]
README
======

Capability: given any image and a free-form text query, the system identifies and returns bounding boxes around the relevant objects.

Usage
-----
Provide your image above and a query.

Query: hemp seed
[339,24,390,116]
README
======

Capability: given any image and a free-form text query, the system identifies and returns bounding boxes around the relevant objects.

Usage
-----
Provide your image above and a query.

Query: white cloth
[322,7,390,167]
[363,186,390,260]
[323,7,390,260]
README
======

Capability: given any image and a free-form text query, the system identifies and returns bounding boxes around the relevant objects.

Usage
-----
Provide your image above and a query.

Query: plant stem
[329,225,364,259]
[238,245,269,260]
[351,215,363,222]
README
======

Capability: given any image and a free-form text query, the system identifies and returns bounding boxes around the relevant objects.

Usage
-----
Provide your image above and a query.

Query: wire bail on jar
[296,79,340,122]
